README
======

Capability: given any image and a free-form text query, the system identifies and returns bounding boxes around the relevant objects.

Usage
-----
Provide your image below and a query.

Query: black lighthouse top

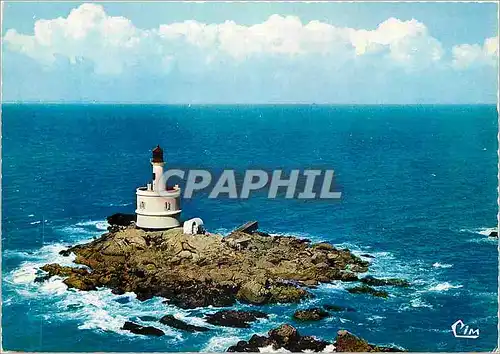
[152,145,164,163]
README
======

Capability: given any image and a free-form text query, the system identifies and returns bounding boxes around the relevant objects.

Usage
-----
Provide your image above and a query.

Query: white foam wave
[30,220,41,225]
[409,297,433,309]
[268,231,323,242]
[74,220,109,231]
[460,227,497,236]
[467,237,498,244]
[171,312,212,329]
[93,202,132,207]
[203,335,243,352]
[5,244,78,286]
[322,344,336,352]
[477,227,497,236]
[6,236,191,340]
[213,228,231,236]
[316,281,347,291]
[367,315,386,321]
[56,219,108,243]
[10,263,38,284]
[432,262,453,269]
[428,282,463,292]
[259,345,290,353]
[39,276,68,295]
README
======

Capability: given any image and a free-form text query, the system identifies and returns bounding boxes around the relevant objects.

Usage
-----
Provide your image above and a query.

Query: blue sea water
[1,104,498,352]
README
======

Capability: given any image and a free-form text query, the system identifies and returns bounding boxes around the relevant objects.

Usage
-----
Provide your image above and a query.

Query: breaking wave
[460,227,497,236]
[432,262,453,269]
[74,220,109,231]
[428,282,463,292]
[203,334,244,352]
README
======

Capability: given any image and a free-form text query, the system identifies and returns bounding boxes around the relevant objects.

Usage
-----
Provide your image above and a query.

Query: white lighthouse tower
[135,145,182,229]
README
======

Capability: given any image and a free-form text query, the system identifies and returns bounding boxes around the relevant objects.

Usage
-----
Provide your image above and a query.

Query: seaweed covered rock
[205,310,268,328]
[335,330,402,352]
[121,321,164,336]
[159,315,209,332]
[347,285,389,298]
[360,276,410,288]
[293,307,329,321]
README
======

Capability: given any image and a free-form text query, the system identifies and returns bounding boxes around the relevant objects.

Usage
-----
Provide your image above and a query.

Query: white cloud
[452,36,498,70]
[2,3,496,76]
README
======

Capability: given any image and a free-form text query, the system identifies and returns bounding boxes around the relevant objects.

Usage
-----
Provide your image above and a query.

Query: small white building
[135,145,182,230]
[183,218,205,235]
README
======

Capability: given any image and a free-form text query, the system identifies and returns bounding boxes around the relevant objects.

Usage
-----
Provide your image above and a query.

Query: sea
[2,104,498,352]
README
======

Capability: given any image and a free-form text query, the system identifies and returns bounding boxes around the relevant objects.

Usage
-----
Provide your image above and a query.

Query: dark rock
[335,329,403,352]
[489,230,498,237]
[63,276,98,291]
[228,324,330,352]
[111,287,125,295]
[268,283,310,304]
[40,264,90,277]
[121,321,164,336]
[293,308,329,321]
[227,334,275,352]
[291,335,330,352]
[360,275,410,287]
[360,253,375,258]
[107,213,136,227]
[159,314,209,332]
[248,334,274,348]
[268,324,300,347]
[108,225,120,233]
[59,249,72,257]
[227,340,260,352]
[234,221,259,234]
[161,281,237,309]
[206,310,268,328]
[337,271,359,282]
[39,264,99,291]
[236,280,310,305]
[34,274,51,283]
[323,304,356,312]
[347,285,389,298]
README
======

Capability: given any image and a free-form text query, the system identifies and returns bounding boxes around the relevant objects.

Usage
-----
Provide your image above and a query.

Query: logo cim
[451,319,479,339]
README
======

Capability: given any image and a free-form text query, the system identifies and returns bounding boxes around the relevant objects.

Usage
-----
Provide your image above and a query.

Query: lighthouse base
[136,213,181,230]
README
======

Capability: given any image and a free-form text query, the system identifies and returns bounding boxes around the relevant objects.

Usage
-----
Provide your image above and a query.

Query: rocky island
[41,214,381,308]
[37,214,409,351]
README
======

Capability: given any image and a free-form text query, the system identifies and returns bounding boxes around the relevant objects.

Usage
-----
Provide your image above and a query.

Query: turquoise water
[2,104,498,351]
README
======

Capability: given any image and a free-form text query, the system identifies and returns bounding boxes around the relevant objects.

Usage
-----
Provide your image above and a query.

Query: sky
[2,1,498,104]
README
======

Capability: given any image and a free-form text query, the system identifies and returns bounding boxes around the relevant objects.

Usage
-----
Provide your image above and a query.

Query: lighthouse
[135,145,182,230]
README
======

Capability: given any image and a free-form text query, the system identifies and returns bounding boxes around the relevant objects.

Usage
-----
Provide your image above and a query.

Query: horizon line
[1,102,498,106]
